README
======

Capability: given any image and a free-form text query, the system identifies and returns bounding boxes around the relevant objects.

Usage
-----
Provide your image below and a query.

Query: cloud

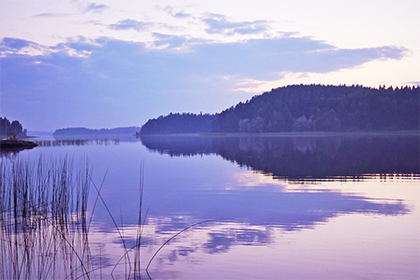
[0,37,57,57]
[163,5,191,18]
[1,38,32,50]
[202,14,270,36]
[84,2,108,13]
[152,33,189,49]
[108,19,153,31]
[405,81,420,86]
[107,19,179,34]
[71,1,108,13]
[0,36,408,130]
[1,35,407,87]
[33,13,73,18]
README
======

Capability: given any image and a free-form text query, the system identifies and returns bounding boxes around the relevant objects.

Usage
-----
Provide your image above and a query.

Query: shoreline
[0,139,39,150]
[139,130,420,137]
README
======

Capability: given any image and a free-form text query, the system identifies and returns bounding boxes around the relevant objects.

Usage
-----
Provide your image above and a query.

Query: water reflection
[53,134,139,141]
[35,139,121,147]
[140,134,419,181]
[0,156,92,279]
[3,134,418,279]
[203,228,271,254]
[142,190,409,231]
[0,138,127,157]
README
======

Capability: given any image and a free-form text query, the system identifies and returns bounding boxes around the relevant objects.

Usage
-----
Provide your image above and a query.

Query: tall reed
[0,155,92,280]
[1,155,210,280]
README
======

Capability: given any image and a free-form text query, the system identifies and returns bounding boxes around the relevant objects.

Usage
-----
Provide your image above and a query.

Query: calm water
[1,133,419,279]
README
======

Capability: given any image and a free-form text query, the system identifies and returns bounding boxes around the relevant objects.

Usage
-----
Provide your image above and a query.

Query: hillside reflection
[140,134,419,181]
[3,135,417,279]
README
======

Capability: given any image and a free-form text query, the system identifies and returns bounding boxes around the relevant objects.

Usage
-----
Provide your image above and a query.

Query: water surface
[1,133,419,279]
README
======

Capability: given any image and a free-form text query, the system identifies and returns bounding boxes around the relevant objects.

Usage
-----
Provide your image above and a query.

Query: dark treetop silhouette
[140,84,420,134]
[0,117,27,138]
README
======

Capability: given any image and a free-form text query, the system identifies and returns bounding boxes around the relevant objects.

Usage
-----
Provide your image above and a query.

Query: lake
[1,133,419,279]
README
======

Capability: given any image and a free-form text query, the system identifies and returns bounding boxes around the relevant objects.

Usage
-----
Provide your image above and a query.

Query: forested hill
[140,113,216,134]
[212,84,419,133]
[140,113,216,135]
[140,84,419,134]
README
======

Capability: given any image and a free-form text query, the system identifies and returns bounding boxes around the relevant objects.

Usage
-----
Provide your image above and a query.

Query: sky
[1,0,419,131]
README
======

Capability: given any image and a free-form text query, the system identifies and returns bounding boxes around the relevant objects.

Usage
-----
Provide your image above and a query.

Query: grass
[0,155,92,279]
[1,155,211,280]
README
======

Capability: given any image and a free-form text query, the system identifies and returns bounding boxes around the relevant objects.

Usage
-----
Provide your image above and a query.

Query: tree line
[0,117,27,139]
[53,126,141,136]
[140,113,216,135]
[140,84,419,134]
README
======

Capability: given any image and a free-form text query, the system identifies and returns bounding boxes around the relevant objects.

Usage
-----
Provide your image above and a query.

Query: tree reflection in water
[140,133,419,181]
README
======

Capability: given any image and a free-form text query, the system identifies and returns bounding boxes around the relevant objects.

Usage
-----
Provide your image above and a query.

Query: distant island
[140,84,420,134]
[53,127,141,137]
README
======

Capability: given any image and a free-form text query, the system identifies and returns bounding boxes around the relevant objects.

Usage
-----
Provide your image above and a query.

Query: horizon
[1,0,419,131]
[21,83,420,133]
[4,83,420,133]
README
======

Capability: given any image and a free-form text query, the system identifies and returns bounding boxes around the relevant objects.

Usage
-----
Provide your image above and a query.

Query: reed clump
[0,155,92,280]
[1,155,209,280]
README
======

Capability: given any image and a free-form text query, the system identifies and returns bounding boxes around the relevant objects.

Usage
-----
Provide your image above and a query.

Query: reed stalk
[0,155,92,280]
[1,155,211,280]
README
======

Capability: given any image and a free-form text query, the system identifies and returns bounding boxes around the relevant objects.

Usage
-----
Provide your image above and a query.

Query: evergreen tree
[0,117,27,138]
[141,85,420,134]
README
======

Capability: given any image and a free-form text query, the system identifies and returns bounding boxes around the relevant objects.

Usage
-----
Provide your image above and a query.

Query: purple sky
[1,0,419,131]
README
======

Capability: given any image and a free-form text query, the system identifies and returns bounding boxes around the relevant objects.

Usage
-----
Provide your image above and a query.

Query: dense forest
[140,84,419,134]
[140,113,216,135]
[0,117,27,139]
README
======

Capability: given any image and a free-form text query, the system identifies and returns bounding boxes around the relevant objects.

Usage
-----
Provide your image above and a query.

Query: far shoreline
[137,130,420,137]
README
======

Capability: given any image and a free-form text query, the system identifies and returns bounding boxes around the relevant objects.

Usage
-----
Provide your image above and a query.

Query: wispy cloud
[84,2,108,13]
[405,81,420,86]
[163,5,191,18]
[71,1,108,13]
[109,19,153,31]
[202,14,270,36]
[33,13,73,18]
[107,19,179,33]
